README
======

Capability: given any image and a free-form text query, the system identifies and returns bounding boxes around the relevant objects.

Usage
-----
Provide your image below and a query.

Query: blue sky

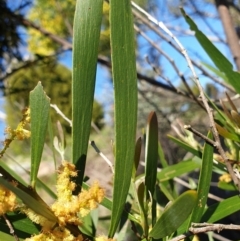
[1,0,236,139]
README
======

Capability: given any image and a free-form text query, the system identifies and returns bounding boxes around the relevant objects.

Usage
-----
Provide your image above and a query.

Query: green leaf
[149,190,197,239]
[144,112,158,226]
[189,131,213,224]
[218,181,236,191]
[157,159,201,182]
[181,8,240,93]
[0,212,40,239]
[72,0,103,187]
[202,195,240,223]
[158,141,168,168]
[108,0,137,237]
[0,177,57,223]
[132,137,142,179]
[0,231,24,241]
[168,135,202,158]
[201,62,229,82]
[30,82,50,187]
[145,112,158,199]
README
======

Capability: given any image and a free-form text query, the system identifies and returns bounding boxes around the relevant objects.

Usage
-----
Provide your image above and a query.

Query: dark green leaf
[30,82,50,187]
[145,112,158,199]
[72,0,103,187]
[132,137,142,179]
[189,131,213,224]
[108,0,137,237]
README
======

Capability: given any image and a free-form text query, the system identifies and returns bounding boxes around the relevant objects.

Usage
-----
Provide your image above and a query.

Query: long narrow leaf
[30,82,50,187]
[145,112,158,226]
[157,159,201,182]
[108,0,137,236]
[145,112,158,199]
[72,0,103,187]
[202,195,240,223]
[189,131,213,224]
[149,190,197,239]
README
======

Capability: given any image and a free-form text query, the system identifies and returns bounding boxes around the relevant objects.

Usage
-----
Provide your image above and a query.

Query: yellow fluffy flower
[52,161,105,225]
[0,184,16,215]
[23,161,105,240]
[78,182,105,217]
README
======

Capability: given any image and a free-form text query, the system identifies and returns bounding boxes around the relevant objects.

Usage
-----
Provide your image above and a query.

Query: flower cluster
[1,107,31,158]
[0,184,17,215]
[25,161,105,240]
[52,161,105,225]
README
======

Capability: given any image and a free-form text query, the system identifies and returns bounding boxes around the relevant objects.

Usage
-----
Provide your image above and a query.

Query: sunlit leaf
[202,195,240,222]
[149,190,197,239]
[157,159,201,182]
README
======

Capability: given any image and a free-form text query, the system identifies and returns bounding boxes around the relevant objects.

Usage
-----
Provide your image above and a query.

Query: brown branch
[215,0,240,70]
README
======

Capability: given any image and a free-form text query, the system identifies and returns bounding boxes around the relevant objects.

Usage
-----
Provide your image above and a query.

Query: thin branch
[3,214,19,241]
[90,141,114,173]
[190,222,240,233]
[50,104,72,127]
[184,125,216,146]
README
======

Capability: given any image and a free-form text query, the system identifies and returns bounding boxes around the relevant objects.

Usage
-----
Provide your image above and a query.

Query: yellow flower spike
[78,181,105,217]
[52,161,105,226]
[22,207,55,230]
[0,184,17,215]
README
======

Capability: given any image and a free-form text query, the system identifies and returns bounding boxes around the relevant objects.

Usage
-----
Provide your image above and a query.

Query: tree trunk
[215,0,240,71]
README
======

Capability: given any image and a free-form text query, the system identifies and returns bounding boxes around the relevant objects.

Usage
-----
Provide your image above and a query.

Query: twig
[3,214,19,241]
[168,222,238,241]
[190,222,240,233]
[90,141,114,173]
[50,104,101,133]
[184,125,216,146]
[131,1,240,191]
[50,104,72,127]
